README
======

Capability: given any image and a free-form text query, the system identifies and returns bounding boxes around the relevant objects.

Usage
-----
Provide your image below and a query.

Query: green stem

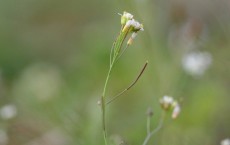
[101,65,113,145]
[100,26,130,145]
[147,115,151,135]
[101,43,119,145]
[142,111,165,145]
[102,66,113,98]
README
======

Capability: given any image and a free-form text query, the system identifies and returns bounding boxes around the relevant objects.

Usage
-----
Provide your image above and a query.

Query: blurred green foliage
[0,0,230,145]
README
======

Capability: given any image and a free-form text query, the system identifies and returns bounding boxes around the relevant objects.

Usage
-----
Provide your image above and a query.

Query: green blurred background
[0,0,230,145]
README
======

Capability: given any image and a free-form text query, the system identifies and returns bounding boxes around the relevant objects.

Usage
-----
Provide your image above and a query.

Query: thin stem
[115,44,129,63]
[101,26,129,145]
[102,66,113,98]
[103,129,108,145]
[106,61,148,105]
[110,42,116,66]
[101,65,113,145]
[147,115,151,135]
[142,111,166,145]
[100,25,133,145]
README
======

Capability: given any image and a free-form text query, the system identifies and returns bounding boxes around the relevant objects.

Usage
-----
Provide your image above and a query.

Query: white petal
[172,105,181,119]
[124,12,133,19]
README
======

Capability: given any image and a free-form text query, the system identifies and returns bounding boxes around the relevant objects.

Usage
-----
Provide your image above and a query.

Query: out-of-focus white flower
[159,96,181,119]
[159,95,174,110]
[161,95,174,104]
[0,130,8,145]
[97,100,101,106]
[182,51,212,77]
[172,104,181,119]
[0,104,17,120]
[221,138,230,145]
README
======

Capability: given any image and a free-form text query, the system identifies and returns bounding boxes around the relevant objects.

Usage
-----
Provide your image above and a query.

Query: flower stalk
[142,111,166,145]
[100,11,145,145]
[142,95,181,145]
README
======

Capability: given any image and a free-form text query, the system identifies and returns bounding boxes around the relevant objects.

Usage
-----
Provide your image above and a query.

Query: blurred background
[0,0,230,145]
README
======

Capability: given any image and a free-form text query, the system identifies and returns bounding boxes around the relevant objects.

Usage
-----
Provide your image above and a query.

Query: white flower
[140,26,144,31]
[120,11,144,45]
[162,95,174,104]
[123,19,144,32]
[182,51,212,77]
[0,104,17,120]
[160,96,181,119]
[132,20,144,31]
[121,11,134,25]
[123,19,135,31]
[123,11,133,20]
[160,95,174,110]
[172,104,181,119]
[221,138,230,145]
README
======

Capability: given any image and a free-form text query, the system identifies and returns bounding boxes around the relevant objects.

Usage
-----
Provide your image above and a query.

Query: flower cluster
[120,11,144,45]
[159,95,181,119]
[122,19,144,32]
[121,11,133,25]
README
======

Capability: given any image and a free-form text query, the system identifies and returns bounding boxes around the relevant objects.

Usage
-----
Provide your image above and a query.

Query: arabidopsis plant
[100,11,146,145]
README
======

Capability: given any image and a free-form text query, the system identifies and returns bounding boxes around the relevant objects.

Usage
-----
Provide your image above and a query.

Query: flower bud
[121,11,133,25]
[172,104,181,119]
[159,95,174,110]
[146,107,154,117]
[127,32,137,45]
[133,22,144,32]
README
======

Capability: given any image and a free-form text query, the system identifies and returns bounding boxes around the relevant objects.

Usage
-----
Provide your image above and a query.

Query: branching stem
[147,115,151,135]
[142,111,166,145]
[106,61,148,105]
[100,26,129,145]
